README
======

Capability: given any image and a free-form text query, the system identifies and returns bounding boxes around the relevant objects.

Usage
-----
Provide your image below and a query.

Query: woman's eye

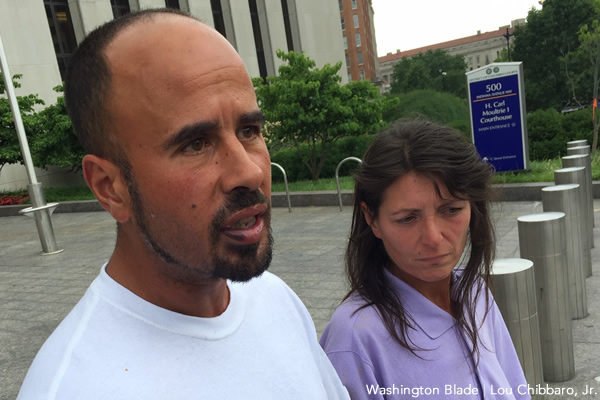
[182,137,209,153]
[446,207,464,215]
[237,125,261,141]
[397,216,416,224]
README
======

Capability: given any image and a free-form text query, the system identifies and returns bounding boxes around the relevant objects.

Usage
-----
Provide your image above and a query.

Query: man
[17,8,348,399]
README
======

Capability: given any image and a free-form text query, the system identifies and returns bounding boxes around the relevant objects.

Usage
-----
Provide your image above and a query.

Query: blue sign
[467,63,528,172]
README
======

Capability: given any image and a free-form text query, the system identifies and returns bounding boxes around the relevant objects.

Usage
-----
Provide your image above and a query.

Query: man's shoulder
[16,282,101,399]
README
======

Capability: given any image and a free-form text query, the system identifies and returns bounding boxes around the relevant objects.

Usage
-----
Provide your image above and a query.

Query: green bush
[561,107,593,144]
[31,87,84,171]
[526,108,565,160]
[271,134,376,182]
[526,107,593,160]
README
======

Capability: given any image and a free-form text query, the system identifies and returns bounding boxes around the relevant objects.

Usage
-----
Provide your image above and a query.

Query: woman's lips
[417,254,449,264]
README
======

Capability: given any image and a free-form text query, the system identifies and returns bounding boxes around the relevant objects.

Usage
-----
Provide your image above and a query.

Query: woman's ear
[361,201,382,239]
[82,154,131,223]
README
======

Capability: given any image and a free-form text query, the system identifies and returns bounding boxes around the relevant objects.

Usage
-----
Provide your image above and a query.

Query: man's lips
[221,203,268,244]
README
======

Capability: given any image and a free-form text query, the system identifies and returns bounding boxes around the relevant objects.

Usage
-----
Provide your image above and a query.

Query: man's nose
[218,135,266,194]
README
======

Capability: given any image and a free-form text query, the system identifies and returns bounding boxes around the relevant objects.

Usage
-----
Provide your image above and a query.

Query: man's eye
[237,125,261,141]
[182,137,209,153]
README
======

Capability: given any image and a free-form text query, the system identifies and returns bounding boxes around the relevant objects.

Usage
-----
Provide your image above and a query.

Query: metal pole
[566,145,590,156]
[567,139,588,149]
[335,157,361,211]
[541,184,588,319]
[270,162,291,213]
[0,34,62,254]
[563,154,594,228]
[555,166,594,259]
[518,212,575,382]
[491,258,543,395]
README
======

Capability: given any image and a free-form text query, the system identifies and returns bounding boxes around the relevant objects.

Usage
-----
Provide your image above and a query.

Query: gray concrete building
[0,0,347,191]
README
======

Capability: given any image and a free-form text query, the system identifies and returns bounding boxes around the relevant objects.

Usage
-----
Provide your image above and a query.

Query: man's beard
[119,159,273,283]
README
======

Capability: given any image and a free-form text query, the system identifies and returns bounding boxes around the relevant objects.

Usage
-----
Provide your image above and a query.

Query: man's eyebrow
[240,110,265,125]
[163,120,218,151]
[162,111,264,151]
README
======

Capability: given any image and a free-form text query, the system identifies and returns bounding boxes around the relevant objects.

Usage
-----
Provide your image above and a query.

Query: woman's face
[363,171,471,289]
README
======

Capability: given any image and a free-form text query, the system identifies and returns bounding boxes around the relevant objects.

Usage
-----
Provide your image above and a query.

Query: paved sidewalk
[1,202,599,399]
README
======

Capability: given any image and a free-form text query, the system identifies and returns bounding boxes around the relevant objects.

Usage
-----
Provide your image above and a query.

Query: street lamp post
[503,27,513,61]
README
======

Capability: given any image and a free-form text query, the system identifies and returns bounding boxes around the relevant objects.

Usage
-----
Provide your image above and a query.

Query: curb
[2,182,599,217]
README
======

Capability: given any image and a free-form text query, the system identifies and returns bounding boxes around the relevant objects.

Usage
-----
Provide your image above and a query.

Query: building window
[281,0,294,51]
[338,0,343,11]
[248,0,267,78]
[357,51,363,65]
[360,70,365,80]
[355,32,361,47]
[111,0,130,18]
[345,53,350,68]
[348,71,353,82]
[352,0,357,9]
[44,0,78,80]
[341,17,345,31]
[343,36,347,50]
[165,0,180,8]
[211,0,227,38]
[353,14,359,28]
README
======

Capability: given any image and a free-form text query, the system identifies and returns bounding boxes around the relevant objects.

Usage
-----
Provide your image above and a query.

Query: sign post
[466,62,529,172]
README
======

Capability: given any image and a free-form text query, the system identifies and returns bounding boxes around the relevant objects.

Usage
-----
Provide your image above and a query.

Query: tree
[512,0,599,110]
[0,72,44,173]
[579,19,600,151]
[382,89,470,137]
[390,50,467,98]
[31,85,84,170]
[254,50,383,181]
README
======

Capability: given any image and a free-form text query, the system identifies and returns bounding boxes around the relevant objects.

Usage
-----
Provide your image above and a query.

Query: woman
[320,120,529,400]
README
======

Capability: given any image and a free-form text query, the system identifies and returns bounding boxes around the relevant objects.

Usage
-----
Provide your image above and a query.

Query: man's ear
[82,154,131,223]
[360,201,382,239]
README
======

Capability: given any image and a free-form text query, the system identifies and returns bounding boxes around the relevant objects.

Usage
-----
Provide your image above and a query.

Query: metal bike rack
[335,157,362,211]
[271,162,292,212]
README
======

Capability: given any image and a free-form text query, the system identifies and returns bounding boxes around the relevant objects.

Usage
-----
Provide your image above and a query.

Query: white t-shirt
[17,266,349,399]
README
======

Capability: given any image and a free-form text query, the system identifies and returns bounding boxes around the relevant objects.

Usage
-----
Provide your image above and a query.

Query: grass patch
[0,186,95,203]
[272,176,354,192]
[492,153,600,183]
[493,159,562,184]
[43,186,95,202]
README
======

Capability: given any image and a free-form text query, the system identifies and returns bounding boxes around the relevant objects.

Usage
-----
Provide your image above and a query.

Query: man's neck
[106,234,230,318]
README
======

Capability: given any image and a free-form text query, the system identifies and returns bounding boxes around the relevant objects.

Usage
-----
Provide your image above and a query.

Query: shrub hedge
[270,134,376,182]
[527,107,593,160]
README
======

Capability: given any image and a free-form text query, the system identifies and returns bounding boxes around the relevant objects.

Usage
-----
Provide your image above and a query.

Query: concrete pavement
[1,201,599,399]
